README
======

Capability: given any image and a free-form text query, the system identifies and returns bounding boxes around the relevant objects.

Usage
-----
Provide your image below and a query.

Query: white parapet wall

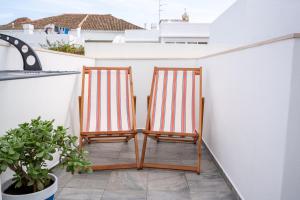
[90,34,300,200]
[209,0,300,47]
[0,43,95,187]
[85,42,207,128]
[1,14,300,200]
[198,35,300,200]
[85,42,212,59]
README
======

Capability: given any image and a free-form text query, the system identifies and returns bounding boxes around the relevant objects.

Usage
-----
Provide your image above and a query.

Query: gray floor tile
[148,171,189,191]
[107,170,147,190]
[184,160,220,181]
[189,191,220,200]
[55,137,237,200]
[189,190,235,200]
[56,187,103,200]
[148,190,191,200]
[89,157,121,165]
[218,190,236,200]
[188,179,231,193]
[52,168,73,188]
[101,190,146,200]
[64,171,111,189]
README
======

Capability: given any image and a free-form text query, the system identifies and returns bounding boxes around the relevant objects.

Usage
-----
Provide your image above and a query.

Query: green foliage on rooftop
[41,39,85,55]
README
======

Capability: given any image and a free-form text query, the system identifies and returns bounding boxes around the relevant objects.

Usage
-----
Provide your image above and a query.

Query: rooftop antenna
[159,0,167,24]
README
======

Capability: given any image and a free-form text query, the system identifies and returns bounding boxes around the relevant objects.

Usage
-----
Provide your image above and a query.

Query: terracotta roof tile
[0,14,142,31]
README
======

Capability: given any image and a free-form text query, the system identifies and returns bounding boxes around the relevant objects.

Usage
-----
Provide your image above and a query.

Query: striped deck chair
[140,67,204,174]
[79,66,139,170]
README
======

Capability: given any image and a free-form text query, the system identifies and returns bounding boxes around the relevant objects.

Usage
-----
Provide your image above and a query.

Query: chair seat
[82,69,133,133]
[150,70,197,133]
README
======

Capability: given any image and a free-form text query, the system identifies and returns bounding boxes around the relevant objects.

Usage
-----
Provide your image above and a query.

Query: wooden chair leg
[196,135,202,174]
[140,134,148,169]
[155,135,160,142]
[134,134,140,168]
[79,135,84,148]
[126,135,134,142]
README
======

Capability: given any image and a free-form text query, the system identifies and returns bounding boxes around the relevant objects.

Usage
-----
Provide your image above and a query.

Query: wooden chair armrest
[134,96,137,112]
[147,95,150,110]
[78,96,82,118]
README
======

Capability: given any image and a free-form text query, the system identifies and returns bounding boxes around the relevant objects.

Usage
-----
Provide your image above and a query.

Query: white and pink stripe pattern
[150,70,196,133]
[82,69,133,132]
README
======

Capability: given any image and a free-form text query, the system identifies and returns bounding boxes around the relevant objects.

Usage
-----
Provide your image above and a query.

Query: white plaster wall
[81,30,123,42]
[0,74,79,158]
[0,44,95,71]
[199,39,295,200]
[0,44,95,189]
[125,29,159,43]
[210,0,300,47]
[85,42,210,59]
[1,30,299,200]
[161,37,209,44]
[280,39,300,200]
[160,22,209,38]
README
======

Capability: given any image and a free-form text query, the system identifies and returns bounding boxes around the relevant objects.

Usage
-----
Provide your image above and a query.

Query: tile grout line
[100,171,113,200]
[184,171,193,200]
[203,142,241,200]
[145,170,149,200]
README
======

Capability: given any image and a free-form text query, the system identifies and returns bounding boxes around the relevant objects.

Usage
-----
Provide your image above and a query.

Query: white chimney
[22,24,34,34]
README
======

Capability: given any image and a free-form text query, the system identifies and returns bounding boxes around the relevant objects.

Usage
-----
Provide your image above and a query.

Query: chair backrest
[148,67,202,133]
[81,67,134,132]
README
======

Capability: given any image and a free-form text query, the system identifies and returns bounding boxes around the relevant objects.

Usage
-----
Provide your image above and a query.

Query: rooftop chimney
[182,8,189,22]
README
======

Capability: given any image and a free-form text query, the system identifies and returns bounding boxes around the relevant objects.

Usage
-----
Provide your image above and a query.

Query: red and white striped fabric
[82,69,133,132]
[150,70,198,134]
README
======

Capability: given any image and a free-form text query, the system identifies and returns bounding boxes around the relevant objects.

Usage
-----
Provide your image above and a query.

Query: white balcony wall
[210,0,300,47]
[1,31,299,200]
[0,43,95,186]
[198,36,300,200]
[80,30,123,42]
[85,42,208,128]
[85,42,210,59]
[280,39,300,200]
[160,22,209,38]
[125,29,159,43]
[91,36,300,200]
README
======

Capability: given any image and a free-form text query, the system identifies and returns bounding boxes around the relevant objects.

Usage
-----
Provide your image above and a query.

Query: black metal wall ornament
[0,33,42,71]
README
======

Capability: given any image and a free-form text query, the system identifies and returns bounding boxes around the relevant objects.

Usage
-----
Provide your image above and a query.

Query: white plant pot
[1,173,57,200]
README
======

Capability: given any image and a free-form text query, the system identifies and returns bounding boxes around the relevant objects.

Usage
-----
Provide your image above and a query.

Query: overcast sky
[0,0,236,27]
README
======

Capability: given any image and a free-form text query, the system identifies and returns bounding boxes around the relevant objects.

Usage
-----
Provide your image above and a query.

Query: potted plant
[0,117,91,200]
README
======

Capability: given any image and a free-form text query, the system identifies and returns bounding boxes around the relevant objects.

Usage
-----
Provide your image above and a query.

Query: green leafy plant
[0,117,91,193]
[41,39,84,55]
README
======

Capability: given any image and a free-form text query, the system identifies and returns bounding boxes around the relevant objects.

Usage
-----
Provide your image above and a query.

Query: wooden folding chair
[140,67,204,174]
[79,66,139,170]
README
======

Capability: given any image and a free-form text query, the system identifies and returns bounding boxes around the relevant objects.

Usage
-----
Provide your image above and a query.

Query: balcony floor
[53,133,236,200]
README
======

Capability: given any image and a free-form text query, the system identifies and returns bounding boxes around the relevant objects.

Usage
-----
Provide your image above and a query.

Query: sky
[0,0,236,27]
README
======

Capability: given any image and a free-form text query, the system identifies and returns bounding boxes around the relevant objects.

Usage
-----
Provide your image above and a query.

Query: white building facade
[124,20,209,44]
